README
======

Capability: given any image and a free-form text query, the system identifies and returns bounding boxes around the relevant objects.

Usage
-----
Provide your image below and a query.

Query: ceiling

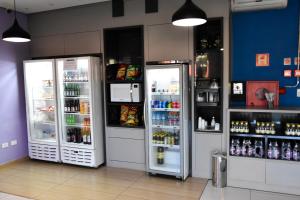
[0,0,110,14]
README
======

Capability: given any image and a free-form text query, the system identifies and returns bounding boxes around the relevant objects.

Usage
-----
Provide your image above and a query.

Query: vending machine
[145,61,190,180]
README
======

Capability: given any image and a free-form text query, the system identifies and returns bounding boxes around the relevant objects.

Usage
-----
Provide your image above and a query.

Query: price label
[64,59,77,70]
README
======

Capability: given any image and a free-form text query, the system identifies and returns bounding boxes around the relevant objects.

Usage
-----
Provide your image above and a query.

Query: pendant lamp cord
[14,0,16,19]
[285,10,300,88]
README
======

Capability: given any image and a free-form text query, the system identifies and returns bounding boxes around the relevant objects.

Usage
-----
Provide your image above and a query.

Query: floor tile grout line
[112,172,147,200]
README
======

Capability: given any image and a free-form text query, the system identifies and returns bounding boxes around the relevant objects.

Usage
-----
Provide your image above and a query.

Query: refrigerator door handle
[143,97,147,128]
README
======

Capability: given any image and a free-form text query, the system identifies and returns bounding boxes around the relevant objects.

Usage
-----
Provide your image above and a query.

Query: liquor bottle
[211,117,216,129]
[76,84,80,96]
[273,141,280,159]
[174,131,179,145]
[86,127,91,144]
[293,143,300,161]
[282,142,292,160]
[64,84,67,96]
[64,100,68,112]
[71,100,75,112]
[157,147,164,165]
[78,100,81,112]
[80,101,84,114]
[230,139,236,156]
[267,142,273,159]
[66,129,71,142]
[71,129,76,143]
[82,128,87,144]
[254,140,264,158]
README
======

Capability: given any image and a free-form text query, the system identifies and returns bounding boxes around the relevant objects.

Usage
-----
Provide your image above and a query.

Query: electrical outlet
[297,89,300,97]
[2,142,9,149]
[10,140,17,146]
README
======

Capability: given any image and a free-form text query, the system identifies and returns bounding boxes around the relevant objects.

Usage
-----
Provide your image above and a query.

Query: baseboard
[0,156,30,168]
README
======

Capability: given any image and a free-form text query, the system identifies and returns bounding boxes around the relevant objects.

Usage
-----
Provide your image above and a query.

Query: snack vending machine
[145,62,190,180]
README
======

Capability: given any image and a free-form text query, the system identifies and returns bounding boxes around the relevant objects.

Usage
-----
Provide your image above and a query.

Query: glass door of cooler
[146,66,182,175]
[56,58,93,147]
[24,60,58,143]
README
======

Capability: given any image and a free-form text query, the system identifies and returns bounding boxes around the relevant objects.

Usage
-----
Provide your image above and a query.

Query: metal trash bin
[212,152,227,188]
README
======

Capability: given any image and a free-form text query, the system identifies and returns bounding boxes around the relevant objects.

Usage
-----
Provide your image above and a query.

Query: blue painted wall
[232,0,300,106]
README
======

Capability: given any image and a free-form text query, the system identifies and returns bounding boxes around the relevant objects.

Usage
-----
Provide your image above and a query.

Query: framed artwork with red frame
[246,81,279,107]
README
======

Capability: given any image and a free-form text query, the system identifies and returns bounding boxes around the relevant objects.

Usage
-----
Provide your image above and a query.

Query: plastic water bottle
[161,113,166,125]
[157,112,161,125]
[152,113,156,124]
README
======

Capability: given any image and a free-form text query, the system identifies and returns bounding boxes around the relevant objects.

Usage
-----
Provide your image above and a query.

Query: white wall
[28,0,230,177]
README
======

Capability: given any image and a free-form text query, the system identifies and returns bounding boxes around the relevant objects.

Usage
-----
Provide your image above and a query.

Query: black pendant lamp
[2,0,31,42]
[172,0,207,27]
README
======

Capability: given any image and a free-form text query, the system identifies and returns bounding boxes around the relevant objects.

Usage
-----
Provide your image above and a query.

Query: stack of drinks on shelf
[64,71,88,82]
[64,84,80,97]
[152,130,180,146]
[64,100,89,114]
[230,138,300,161]
[66,127,91,145]
[151,100,180,109]
[230,139,264,158]
[230,121,249,133]
[285,123,300,136]
[64,100,80,113]
[255,121,276,135]
[152,112,179,126]
[267,141,300,161]
[65,115,90,126]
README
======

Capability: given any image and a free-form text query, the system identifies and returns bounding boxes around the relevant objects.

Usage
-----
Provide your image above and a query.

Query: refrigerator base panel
[29,143,60,162]
[61,147,99,167]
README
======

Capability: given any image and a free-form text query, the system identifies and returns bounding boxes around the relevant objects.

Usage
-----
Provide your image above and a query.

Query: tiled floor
[200,181,300,200]
[0,160,207,200]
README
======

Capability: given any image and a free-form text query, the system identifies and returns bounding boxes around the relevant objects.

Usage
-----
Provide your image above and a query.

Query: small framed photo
[231,81,246,101]
[295,70,300,77]
[284,70,292,77]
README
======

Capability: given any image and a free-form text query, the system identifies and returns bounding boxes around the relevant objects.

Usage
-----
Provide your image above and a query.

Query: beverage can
[151,100,155,108]
[172,101,176,108]
[163,101,168,108]
[159,101,163,108]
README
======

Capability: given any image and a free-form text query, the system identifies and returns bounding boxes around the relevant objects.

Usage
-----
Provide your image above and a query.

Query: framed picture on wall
[230,81,246,101]
[246,81,279,107]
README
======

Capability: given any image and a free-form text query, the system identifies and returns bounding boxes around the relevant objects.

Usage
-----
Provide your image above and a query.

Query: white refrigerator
[145,62,190,180]
[24,57,104,167]
[24,59,60,162]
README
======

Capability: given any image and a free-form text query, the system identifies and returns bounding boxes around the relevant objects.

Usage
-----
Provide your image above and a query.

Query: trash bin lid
[212,152,226,159]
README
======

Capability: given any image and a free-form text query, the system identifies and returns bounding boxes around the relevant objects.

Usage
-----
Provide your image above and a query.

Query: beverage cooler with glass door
[24,60,60,162]
[24,57,104,167]
[145,62,190,180]
[56,57,104,167]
